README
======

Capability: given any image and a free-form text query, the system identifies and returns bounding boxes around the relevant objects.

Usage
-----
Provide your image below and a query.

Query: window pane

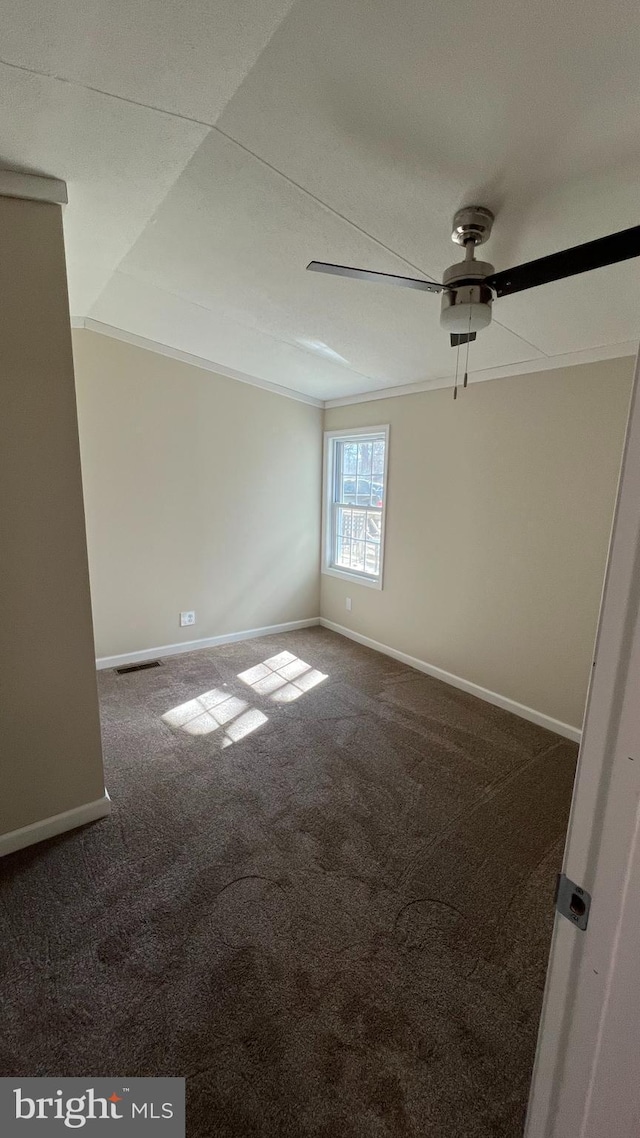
[366,510,381,541]
[358,441,372,476]
[356,478,370,506]
[372,439,385,477]
[342,477,356,503]
[343,441,357,475]
[365,542,380,576]
[352,510,366,540]
[350,540,366,571]
[336,537,351,568]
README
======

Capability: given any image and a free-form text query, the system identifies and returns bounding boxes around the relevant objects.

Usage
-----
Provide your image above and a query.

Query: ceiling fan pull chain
[463,306,472,388]
[453,341,460,400]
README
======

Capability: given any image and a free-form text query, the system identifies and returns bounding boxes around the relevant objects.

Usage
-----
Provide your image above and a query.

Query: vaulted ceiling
[2,0,639,401]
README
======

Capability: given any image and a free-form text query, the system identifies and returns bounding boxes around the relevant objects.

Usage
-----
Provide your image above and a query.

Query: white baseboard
[0,792,112,858]
[96,618,321,671]
[320,619,582,742]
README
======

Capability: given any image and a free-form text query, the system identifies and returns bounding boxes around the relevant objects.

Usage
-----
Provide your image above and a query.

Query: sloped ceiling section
[0,63,208,314]
[0,0,296,313]
[1,0,639,400]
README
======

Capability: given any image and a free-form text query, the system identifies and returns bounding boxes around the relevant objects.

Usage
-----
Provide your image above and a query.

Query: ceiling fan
[307,206,640,392]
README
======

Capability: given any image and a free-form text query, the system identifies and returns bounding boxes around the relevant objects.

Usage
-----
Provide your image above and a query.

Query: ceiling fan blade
[450,332,476,347]
[306,261,442,293]
[486,225,640,298]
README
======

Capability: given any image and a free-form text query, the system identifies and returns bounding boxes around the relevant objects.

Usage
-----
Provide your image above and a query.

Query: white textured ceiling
[1,0,639,400]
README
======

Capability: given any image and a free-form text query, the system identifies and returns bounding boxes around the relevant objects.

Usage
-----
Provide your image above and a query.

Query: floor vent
[115,659,163,675]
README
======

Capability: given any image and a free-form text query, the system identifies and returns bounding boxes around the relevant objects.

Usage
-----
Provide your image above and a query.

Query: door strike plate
[555,874,591,931]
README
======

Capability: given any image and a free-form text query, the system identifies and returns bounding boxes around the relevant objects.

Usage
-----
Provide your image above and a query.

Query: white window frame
[322,425,389,590]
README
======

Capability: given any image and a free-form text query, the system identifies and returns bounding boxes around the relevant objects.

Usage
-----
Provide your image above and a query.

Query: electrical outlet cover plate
[180,611,195,627]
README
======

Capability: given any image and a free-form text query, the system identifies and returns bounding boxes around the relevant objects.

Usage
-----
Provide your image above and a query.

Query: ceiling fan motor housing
[440,258,494,333]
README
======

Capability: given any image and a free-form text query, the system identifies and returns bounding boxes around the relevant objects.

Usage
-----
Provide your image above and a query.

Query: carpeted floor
[0,627,577,1136]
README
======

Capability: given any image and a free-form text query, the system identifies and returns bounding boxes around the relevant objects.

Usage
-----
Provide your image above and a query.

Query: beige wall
[322,358,633,729]
[73,330,322,659]
[0,198,105,838]
[73,326,631,730]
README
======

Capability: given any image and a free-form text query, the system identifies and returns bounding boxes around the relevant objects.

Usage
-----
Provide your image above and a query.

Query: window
[323,426,389,589]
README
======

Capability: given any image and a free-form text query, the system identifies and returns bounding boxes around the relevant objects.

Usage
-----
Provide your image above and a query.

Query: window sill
[321,565,383,591]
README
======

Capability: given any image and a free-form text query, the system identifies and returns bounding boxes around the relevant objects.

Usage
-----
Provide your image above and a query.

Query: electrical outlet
[180,611,196,627]
[346,597,352,612]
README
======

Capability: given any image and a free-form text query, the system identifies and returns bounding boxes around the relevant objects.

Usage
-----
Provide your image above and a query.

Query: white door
[526,348,640,1138]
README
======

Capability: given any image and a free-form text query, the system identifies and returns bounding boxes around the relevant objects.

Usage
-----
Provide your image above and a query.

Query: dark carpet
[0,628,577,1136]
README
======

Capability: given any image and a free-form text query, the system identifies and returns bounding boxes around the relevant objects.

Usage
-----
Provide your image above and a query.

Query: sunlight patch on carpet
[238,653,328,704]
[162,688,267,746]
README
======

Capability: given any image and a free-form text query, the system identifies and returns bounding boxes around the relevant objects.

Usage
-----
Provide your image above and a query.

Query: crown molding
[0,170,67,205]
[74,319,638,411]
[81,319,325,408]
[324,340,639,407]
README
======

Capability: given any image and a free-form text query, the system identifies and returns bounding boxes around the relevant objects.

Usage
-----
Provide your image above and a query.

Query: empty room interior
[1,1,639,1135]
